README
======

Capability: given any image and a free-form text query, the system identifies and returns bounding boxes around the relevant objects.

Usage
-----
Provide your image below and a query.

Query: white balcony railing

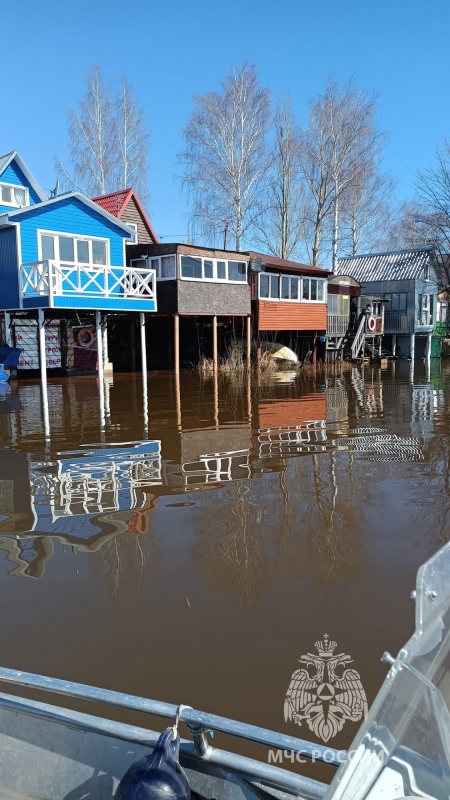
[19,260,156,304]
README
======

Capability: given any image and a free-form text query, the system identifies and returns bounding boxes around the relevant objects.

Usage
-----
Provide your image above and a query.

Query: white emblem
[284,634,368,743]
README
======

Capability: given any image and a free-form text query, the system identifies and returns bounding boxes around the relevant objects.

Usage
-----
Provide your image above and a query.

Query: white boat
[0,541,449,799]
[260,341,299,364]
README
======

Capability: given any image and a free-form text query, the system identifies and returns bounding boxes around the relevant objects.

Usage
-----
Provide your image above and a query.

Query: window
[424,264,430,281]
[385,292,407,313]
[281,276,300,300]
[125,223,138,245]
[259,273,326,302]
[39,232,109,267]
[418,293,433,326]
[180,255,247,283]
[259,274,280,299]
[328,295,349,315]
[0,182,29,208]
[132,256,176,279]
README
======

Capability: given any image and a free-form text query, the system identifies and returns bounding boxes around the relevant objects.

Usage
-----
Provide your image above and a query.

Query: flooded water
[0,360,449,769]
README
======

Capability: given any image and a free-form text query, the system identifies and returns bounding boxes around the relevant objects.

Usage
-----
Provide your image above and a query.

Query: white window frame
[179,254,247,284]
[125,223,139,245]
[132,256,177,280]
[258,272,327,303]
[38,229,110,268]
[0,181,29,208]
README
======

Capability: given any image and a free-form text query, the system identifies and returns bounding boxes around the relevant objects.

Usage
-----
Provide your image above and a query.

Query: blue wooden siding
[0,227,20,309]
[22,296,156,312]
[0,160,42,210]
[16,196,129,266]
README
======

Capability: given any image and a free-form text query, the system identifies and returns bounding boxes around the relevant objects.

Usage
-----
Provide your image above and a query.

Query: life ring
[367,315,376,332]
[76,327,95,348]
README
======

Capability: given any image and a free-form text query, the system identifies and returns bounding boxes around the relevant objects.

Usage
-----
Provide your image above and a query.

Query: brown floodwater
[0,360,448,778]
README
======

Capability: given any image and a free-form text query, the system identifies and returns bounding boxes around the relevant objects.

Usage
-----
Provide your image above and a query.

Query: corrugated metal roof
[336,248,434,282]
[92,189,132,216]
[92,188,159,243]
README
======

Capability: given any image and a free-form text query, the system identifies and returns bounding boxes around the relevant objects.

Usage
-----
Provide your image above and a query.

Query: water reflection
[1,362,450,749]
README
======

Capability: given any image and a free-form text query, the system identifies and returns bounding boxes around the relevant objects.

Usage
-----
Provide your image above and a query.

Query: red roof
[92,189,159,243]
[93,189,132,216]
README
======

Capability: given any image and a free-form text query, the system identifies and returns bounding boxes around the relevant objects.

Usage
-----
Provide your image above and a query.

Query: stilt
[38,309,50,439]
[140,312,148,433]
[175,369,181,431]
[246,315,251,372]
[392,334,397,357]
[410,333,415,361]
[174,314,180,376]
[212,315,218,373]
[425,332,432,362]
[312,331,317,367]
[4,312,11,346]
[129,316,136,372]
[214,367,219,428]
[96,311,105,426]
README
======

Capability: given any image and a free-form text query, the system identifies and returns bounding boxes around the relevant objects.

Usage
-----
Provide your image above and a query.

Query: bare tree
[300,79,385,268]
[339,164,395,256]
[56,66,149,198]
[254,98,308,259]
[180,63,270,251]
[115,74,149,199]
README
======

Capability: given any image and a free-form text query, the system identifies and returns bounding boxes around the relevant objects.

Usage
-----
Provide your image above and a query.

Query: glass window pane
[77,240,89,263]
[161,255,176,278]
[281,277,289,299]
[270,275,279,298]
[259,274,269,298]
[14,188,26,206]
[204,259,214,279]
[317,281,324,301]
[291,278,299,300]
[303,279,310,300]
[311,280,317,301]
[41,235,55,261]
[228,260,246,281]
[181,255,202,278]
[92,240,106,265]
[1,186,12,203]
[59,236,74,262]
[217,261,226,279]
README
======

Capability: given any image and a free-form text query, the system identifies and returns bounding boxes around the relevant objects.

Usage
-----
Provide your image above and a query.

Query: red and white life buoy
[367,315,376,332]
[76,327,95,348]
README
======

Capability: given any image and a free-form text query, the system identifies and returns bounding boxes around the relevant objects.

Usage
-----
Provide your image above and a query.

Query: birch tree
[339,165,395,255]
[300,79,384,268]
[255,98,308,259]
[56,66,149,197]
[180,63,270,251]
[115,74,149,199]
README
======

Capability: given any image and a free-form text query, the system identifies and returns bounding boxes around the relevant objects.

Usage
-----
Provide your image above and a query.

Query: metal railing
[351,316,366,359]
[20,260,156,303]
[0,666,341,800]
[326,314,348,336]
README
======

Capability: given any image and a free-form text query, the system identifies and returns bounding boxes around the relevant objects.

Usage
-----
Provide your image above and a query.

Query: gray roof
[336,247,434,282]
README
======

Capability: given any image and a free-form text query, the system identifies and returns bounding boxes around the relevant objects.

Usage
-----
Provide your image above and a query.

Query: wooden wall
[258,301,327,331]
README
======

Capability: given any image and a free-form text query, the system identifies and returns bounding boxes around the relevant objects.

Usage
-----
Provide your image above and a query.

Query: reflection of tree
[99,503,158,608]
[192,481,270,605]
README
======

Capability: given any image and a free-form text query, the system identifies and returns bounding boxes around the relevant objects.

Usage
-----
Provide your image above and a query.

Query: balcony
[326,314,349,337]
[19,260,157,312]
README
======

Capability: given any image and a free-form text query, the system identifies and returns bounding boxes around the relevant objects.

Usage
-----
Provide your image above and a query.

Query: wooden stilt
[140,313,148,432]
[38,309,50,438]
[96,311,105,426]
[246,315,251,372]
[212,315,218,373]
[174,314,180,376]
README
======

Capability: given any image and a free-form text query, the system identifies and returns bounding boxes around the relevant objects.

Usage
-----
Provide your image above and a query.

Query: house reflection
[0,365,437,590]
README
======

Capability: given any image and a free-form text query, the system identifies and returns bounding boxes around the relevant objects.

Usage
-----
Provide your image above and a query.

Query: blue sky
[2,0,448,248]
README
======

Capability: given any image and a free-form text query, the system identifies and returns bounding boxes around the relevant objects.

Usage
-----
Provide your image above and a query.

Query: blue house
[336,247,438,360]
[0,151,156,376]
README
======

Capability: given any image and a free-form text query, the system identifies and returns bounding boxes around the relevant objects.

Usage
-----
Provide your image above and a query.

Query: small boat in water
[0,541,449,799]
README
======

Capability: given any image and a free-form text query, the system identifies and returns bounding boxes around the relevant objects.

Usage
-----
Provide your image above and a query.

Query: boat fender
[114,727,191,800]
[367,315,376,332]
[76,327,95,348]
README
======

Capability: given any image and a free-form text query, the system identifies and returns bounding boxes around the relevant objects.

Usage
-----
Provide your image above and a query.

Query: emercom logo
[284,634,368,742]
